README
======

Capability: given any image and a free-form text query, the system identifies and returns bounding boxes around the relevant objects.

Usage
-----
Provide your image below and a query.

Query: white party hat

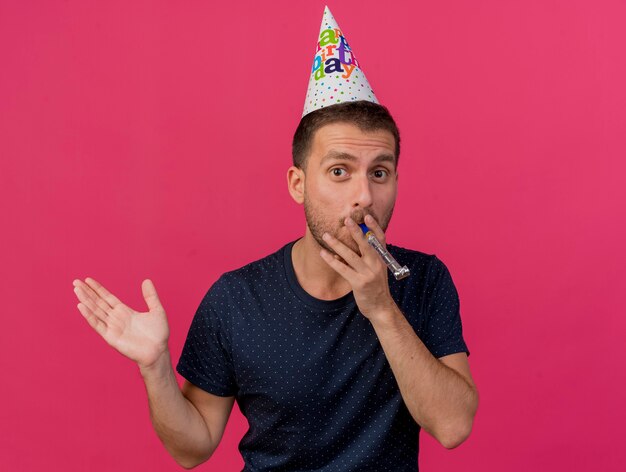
[302,6,379,117]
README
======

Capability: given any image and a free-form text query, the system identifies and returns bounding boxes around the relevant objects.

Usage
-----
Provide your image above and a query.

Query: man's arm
[140,351,235,469]
[73,278,234,468]
[319,216,478,449]
[369,308,478,448]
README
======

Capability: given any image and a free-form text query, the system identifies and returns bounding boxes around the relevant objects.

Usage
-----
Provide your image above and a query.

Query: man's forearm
[370,305,478,449]
[139,350,213,468]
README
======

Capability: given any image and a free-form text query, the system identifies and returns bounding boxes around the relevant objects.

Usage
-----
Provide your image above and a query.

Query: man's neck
[291,232,352,301]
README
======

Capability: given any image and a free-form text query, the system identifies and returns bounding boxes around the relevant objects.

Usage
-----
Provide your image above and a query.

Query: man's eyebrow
[320,151,358,164]
[372,154,396,165]
[320,151,396,165]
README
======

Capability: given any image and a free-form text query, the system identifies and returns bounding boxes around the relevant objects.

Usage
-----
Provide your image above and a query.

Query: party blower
[358,224,410,280]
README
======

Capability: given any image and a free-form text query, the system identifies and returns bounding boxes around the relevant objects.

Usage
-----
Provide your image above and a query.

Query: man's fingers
[364,214,386,245]
[322,232,365,271]
[345,217,375,258]
[73,281,112,318]
[77,302,108,337]
[84,277,122,308]
[320,248,355,280]
[142,279,163,312]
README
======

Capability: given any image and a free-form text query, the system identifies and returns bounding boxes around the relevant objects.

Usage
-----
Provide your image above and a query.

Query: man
[73,7,478,471]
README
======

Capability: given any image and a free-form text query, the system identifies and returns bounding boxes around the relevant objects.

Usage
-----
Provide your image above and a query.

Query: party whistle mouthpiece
[358,224,410,280]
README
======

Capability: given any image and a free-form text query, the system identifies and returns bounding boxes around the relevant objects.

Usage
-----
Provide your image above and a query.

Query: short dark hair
[292,101,401,170]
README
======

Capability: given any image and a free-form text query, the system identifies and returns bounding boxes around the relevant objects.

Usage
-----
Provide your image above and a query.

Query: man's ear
[287,165,305,204]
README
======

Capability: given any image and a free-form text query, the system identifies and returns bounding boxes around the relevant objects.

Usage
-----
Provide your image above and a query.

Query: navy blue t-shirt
[176,241,469,471]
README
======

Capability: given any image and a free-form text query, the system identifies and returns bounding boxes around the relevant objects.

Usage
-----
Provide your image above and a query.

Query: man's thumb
[142,279,163,311]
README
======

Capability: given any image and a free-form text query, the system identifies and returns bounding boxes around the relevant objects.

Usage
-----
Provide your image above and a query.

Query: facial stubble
[303,194,395,257]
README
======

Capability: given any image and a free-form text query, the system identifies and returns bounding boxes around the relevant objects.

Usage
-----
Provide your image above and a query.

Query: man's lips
[340,211,373,226]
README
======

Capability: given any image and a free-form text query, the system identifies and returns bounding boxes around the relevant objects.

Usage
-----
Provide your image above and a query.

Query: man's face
[302,122,398,255]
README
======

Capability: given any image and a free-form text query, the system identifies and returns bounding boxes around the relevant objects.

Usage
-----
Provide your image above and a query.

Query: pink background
[1,0,625,470]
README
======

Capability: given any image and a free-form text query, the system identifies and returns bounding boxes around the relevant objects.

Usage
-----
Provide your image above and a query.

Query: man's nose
[352,174,373,209]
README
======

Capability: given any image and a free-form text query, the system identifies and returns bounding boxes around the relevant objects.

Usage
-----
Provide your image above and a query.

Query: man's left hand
[320,214,397,322]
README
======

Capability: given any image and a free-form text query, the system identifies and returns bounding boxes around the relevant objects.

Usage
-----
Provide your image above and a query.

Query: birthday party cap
[302,6,379,117]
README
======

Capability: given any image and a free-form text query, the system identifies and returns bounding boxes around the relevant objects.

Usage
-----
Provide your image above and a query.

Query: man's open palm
[73,277,170,369]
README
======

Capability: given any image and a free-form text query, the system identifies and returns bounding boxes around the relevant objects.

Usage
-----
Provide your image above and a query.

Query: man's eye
[373,169,388,179]
[331,168,347,177]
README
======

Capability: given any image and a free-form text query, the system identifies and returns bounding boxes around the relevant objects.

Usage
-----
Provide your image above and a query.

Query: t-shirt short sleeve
[176,288,237,397]
[422,256,470,359]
